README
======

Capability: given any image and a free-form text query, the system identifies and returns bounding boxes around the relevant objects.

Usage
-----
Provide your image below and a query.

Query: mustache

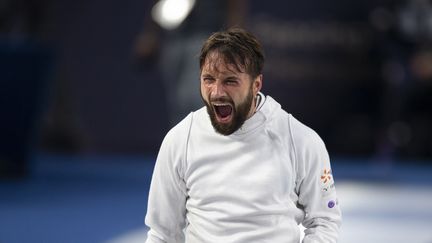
[209,96,233,104]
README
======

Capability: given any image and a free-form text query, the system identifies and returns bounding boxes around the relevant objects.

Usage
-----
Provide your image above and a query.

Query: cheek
[240,87,252,100]
[231,92,245,106]
[200,84,209,100]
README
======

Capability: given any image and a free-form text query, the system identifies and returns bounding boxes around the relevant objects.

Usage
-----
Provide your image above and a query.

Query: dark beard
[202,87,254,135]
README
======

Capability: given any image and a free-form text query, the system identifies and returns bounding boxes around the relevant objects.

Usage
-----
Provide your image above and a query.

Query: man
[145,28,342,243]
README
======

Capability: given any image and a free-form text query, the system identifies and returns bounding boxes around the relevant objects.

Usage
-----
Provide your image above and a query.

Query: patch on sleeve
[320,168,332,184]
[327,199,339,208]
[320,168,335,194]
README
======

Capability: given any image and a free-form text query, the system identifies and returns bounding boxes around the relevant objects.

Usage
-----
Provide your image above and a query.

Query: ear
[253,74,263,95]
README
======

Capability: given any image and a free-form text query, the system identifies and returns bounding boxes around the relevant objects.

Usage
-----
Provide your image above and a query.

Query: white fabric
[145,95,342,243]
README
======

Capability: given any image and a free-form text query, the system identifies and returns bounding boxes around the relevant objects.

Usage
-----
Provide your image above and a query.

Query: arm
[292,121,342,243]
[145,127,188,243]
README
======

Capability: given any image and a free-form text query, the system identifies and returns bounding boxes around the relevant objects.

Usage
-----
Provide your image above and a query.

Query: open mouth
[213,103,233,123]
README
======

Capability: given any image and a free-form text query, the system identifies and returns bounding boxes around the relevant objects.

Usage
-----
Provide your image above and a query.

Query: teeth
[213,103,230,106]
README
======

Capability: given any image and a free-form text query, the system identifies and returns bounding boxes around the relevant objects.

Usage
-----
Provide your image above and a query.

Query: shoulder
[260,95,324,149]
[157,112,196,175]
[259,96,314,148]
[162,107,209,148]
[163,112,195,145]
[287,114,326,151]
[287,115,330,180]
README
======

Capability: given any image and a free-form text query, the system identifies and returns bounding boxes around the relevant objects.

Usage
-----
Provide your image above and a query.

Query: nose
[211,80,225,98]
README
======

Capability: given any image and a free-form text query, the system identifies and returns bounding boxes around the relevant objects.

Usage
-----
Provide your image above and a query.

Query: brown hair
[199,28,265,78]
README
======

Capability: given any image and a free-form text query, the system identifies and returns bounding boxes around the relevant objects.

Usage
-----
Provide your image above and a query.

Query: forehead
[201,51,246,76]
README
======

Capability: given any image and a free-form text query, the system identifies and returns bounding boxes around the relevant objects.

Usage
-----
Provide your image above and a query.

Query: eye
[225,79,238,85]
[202,76,215,83]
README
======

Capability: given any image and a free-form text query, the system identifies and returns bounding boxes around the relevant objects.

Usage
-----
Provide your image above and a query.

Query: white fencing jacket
[145,94,342,243]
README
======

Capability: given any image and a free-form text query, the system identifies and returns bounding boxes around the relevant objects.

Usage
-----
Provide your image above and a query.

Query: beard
[202,86,255,136]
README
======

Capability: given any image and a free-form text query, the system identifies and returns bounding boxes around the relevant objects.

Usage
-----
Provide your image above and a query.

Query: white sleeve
[145,119,189,243]
[291,118,342,243]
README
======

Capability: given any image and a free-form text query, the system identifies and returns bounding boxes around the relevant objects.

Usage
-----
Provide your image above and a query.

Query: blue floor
[1,154,432,243]
[0,154,155,243]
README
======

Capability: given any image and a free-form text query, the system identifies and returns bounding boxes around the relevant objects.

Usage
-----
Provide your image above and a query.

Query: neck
[247,94,259,119]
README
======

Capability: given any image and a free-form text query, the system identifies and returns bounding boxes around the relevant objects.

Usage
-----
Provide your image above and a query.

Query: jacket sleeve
[145,118,189,243]
[291,118,342,243]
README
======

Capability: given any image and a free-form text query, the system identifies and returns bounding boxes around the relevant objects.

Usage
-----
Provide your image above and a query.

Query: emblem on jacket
[321,168,332,184]
[321,168,335,194]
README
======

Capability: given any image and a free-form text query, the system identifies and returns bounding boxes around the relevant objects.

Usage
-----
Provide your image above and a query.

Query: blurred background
[1,0,431,242]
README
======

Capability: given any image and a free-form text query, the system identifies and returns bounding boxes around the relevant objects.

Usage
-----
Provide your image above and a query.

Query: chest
[184,131,295,205]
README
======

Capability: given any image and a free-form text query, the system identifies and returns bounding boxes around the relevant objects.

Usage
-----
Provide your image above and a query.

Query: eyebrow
[225,76,239,80]
[201,73,239,79]
[201,74,214,78]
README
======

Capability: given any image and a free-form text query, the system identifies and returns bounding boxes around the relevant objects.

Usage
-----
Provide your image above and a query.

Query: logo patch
[328,200,336,208]
[321,168,335,194]
[321,168,332,184]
